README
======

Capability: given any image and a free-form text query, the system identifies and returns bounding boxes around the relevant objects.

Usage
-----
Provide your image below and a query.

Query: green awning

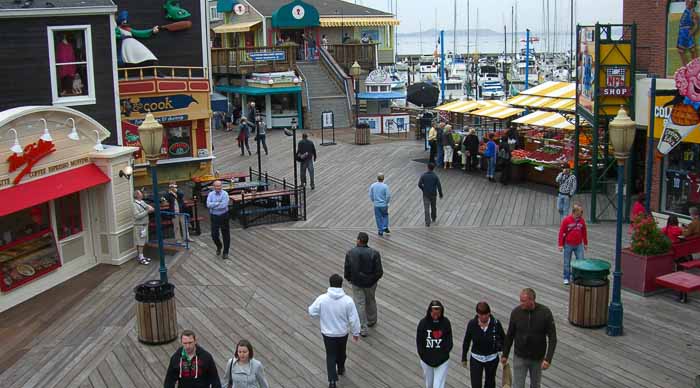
[271,0,320,28]
[215,85,302,96]
[217,0,237,13]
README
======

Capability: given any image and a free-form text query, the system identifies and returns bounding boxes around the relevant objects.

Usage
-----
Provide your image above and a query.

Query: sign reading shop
[120,94,199,116]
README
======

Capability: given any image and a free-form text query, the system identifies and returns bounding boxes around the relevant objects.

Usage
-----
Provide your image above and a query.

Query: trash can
[355,123,370,145]
[135,280,178,344]
[568,259,610,328]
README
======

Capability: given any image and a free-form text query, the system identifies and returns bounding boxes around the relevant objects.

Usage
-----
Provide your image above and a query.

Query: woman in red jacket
[558,204,588,285]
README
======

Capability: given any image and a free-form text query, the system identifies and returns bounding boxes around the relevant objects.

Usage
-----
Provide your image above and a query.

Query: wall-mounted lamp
[65,118,80,141]
[119,165,133,180]
[7,128,23,155]
[39,118,53,142]
[93,129,104,151]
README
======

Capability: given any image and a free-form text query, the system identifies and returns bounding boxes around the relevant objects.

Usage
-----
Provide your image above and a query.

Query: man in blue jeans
[206,180,230,260]
[369,173,391,236]
[555,167,577,220]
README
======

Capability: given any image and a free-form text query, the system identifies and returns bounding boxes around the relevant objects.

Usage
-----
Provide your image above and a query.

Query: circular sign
[169,142,190,156]
[292,5,305,19]
[233,3,246,15]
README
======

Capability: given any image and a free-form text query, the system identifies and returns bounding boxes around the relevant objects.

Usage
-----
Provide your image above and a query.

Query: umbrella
[407,82,439,107]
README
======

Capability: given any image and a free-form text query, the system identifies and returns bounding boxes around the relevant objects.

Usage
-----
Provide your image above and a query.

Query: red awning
[0,163,110,216]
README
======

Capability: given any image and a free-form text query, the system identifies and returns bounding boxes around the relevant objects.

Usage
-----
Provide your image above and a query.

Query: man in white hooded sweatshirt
[308,274,361,388]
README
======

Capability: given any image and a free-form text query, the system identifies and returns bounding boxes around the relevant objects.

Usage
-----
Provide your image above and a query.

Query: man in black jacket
[164,330,221,388]
[501,288,557,388]
[297,133,317,189]
[418,163,444,227]
[344,232,383,337]
[462,128,480,172]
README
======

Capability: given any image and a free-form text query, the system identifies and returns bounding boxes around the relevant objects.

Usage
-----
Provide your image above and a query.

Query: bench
[655,271,700,303]
[670,236,700,260]
[230,190,296,228]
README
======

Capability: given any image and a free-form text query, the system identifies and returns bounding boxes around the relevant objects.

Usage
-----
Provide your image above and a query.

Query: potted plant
[621,213,674,295]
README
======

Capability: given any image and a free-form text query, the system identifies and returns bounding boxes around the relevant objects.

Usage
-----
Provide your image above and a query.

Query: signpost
[320,111,336,146]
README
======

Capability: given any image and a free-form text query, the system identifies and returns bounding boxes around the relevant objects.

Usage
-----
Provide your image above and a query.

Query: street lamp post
[138,113,168,284]
[606,106,637,337]
[350,61,361,128]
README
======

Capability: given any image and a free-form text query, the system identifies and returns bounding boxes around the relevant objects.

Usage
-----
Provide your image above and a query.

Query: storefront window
[55,193,82,240]
[270,94,296,114]
[0,204,61,292]
[663,143,700,216]
[47,26,95,105]
[164,123,192,158]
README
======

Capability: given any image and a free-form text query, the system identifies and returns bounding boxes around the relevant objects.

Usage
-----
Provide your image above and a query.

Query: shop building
[0,106,138,312]
[0,0,122,145]
[114,0,214,187]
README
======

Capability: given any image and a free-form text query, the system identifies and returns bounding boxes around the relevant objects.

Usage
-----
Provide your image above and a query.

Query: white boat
[440,78,467,101]
[390,72,407,90]
[418,55,439,82]
[509,57,538,87]
[449,57,468,81]
[478,63,501,87]
[481,80,505,100]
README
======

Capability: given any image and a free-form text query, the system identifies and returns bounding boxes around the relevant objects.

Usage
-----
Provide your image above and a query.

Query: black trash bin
[134,280,178,344]
[568,259,610,328]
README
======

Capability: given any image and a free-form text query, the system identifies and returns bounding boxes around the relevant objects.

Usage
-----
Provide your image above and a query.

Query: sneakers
[137,256,151,265]
[360,331,368,337]
[384,228,391,234]
[328,382,337,388]
[337,366,345,376]
[222,254,229,260]
[563,279,570,285]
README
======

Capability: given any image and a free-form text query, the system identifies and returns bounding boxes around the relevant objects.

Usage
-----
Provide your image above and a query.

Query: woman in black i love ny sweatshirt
[416,300,453,388]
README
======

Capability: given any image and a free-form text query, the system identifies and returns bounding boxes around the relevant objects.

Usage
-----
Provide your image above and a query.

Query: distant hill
[398,28,506,38]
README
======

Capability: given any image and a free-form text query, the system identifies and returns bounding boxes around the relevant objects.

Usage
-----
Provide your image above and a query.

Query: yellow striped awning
[435,100,468,111]
[213,20,261,33]
[319,17,400,27]
[512,110,574,130]
[469,106,525,119]
[519,81,576,98]
[542,98,576,112]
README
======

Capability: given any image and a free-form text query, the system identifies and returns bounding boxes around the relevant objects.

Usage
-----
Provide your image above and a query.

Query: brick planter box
[621,248,675,296]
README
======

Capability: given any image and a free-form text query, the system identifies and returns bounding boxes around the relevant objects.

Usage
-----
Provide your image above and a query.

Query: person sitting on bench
[662,215,683,243]
[681,207,700,239]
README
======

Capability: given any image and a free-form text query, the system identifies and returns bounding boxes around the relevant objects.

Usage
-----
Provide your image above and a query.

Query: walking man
[558,204,588,285]
[344,232,383,337]
[501,288,557,388]
[297,133,317,190]
[206,180,230,260]
[308,274,361,388]
[555,167,577,219]
[418,163,444,227]
[369,173,391,235]
[254,116,268,155]
[164,330,221,388]
[133,190,154,265]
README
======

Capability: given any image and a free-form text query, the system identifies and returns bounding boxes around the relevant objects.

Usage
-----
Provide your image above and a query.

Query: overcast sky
[353,0,623,33]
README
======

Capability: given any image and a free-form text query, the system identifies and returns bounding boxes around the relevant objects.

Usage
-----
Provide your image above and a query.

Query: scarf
[179,348,198,379]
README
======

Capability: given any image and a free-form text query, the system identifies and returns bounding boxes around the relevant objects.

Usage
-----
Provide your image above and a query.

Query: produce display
[0,230,61,291]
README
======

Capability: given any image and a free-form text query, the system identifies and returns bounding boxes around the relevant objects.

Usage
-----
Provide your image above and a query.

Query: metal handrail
[154,210,191,249]
[295,65,312,114]
[319,47,353,118]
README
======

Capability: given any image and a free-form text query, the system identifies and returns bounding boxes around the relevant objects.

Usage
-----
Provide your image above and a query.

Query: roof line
[0,5,117,18]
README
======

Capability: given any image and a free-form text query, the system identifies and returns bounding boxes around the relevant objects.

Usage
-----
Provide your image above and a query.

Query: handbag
[502,362,512,388]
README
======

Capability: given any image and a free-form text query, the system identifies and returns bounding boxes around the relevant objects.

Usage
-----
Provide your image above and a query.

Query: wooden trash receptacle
[135,280,178,345]
[355,124,370,145]
[568,279,609,328]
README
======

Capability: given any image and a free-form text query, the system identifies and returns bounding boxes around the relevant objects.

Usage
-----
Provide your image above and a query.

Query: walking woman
[238,117,252,156]
[223,340,270,388]
[416,300,453,388]
[461,301,506,388]
[483,132,497,181]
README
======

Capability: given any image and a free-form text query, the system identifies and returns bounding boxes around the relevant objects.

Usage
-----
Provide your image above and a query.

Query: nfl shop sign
[602,66,631,96]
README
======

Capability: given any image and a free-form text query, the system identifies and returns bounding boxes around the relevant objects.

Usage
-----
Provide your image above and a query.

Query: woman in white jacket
[223,340,270,388]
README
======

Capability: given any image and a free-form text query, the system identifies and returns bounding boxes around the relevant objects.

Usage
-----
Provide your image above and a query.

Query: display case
[0,229,61,292]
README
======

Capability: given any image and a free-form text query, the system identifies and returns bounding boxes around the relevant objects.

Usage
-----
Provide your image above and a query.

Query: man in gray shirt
[206,180,230,260]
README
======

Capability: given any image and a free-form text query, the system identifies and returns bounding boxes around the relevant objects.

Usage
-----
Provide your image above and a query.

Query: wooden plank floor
[1,128,698,388]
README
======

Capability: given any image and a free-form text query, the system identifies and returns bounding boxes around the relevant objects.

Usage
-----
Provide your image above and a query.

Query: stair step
[310,95,346,99]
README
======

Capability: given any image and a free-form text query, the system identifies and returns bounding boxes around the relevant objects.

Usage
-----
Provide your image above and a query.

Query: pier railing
[325,43,378,72]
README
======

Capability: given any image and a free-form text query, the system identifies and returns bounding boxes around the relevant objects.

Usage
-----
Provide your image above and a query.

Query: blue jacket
[369,182,391,207]
[418,171,443,196]
[484,140,497,158]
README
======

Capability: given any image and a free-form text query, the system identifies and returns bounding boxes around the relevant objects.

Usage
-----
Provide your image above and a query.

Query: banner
[577,27,596,116]
[657,58,700,155]
[666,1,700,78]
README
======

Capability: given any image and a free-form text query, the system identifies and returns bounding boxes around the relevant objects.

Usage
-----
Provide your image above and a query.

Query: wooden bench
[655,271,700,303]
[230,189,293,203]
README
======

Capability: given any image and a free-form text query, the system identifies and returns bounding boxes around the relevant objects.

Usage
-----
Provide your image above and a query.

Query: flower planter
[621,248,675,296]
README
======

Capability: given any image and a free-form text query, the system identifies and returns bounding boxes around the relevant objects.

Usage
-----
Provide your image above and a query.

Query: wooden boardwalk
[1,128,699,388]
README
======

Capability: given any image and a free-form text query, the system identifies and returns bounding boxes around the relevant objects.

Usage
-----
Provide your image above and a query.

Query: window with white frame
[47,25,95,105]
[209,6,222,21]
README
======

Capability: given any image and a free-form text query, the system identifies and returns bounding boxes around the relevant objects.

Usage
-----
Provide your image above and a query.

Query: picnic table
[655,272,700,303]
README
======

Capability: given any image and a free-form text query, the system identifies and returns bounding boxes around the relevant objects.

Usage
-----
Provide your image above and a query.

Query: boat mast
[453,0,457,57]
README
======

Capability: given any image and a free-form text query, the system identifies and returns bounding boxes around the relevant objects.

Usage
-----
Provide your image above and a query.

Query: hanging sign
[248,51,286,61]
[233,3,246,15]
[657,58,700,155]
[120,95,198,116]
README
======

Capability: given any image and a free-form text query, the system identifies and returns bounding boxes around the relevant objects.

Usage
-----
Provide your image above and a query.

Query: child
[662,215,683,243]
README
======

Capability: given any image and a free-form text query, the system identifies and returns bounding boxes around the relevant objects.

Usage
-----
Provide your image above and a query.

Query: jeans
[210,213,230,255]
[322,335,348,382]
[420,360,449,388]
[487,156,496,178]
[256,134,268,154]
[469,357,499,388]
[423,194,437,225]
[307,47,316,60]
[352,283,377,333]
[513,355,542,388]
[239,136,251,155]
[557,194,571,219]
[563,243,585,281]
[429,141,438,163]
[374,206,389,234]
[301,159,315,188]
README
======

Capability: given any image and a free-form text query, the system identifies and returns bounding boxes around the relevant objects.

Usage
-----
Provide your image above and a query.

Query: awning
[435,100,503,113]
[469,106,524,119]
[512,110,574,130]
[543,98,576,112]
[435,100,469,111]
[213,20,261,34]
[217,0,237,13]
[506,82,575,112]
[319,17,400,27]
[216,85,302,96]
[0,164,110,217]
[519,81,576,98]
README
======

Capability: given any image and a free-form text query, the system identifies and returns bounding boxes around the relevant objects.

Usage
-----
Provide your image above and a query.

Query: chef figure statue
[115,10,159,66]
